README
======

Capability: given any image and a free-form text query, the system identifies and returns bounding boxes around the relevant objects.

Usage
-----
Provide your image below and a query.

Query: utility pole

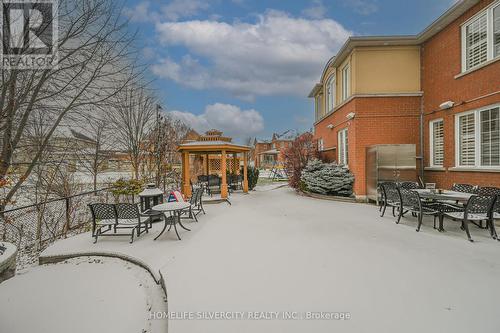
[156,104,162,186]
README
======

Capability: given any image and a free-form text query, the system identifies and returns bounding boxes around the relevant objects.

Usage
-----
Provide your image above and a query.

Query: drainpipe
[419,96,425,185]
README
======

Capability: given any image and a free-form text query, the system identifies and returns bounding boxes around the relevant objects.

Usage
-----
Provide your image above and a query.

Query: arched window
[326,75,336,112]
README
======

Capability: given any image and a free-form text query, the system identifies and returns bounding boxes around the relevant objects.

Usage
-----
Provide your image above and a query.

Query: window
[318,138,324,152]
[341,64,350,101]
[456,105,500,167]
[462,2,500,71]
[430,119,444,167]
[338,129,348,166]
[326,75,335,112]
[494,4,500,57]
[481,107,500,166]
[315,95,321,120]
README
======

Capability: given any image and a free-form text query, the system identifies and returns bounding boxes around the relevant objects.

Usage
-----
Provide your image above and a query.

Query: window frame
[315,95,321,120]
[429,118,444,167]
[455,103,500,169]
[341,64,350,101]
[461,0,500,72]
[318,138,324,152]
[326,74,336,113]
[338,128,348,167]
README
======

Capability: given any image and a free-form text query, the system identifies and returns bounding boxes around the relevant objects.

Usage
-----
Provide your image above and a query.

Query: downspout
[418,45,425,187]
[419,95,425,186]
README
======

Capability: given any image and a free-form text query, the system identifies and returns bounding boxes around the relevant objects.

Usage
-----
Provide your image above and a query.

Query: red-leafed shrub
[282,132,318,189]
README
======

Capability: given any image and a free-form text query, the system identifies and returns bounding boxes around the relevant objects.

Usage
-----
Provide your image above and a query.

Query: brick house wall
[422,0,500,188]
[315,96,421,195]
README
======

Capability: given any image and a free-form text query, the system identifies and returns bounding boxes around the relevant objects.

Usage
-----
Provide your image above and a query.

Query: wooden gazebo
[177,130,251,199]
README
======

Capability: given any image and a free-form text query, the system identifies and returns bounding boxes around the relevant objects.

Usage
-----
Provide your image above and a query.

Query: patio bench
[88,203,154,243]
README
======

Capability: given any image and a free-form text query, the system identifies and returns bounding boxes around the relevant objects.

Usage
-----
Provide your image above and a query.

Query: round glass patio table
[413,189,475,232]
[152,202,191,240]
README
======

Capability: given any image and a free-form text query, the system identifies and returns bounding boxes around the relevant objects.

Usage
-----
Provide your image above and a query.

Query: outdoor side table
[152,202,191,240]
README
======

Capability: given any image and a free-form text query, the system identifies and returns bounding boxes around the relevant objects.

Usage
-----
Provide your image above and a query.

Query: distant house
[251,131,297,169]
[13,127,132,174]
[310,0,500,199]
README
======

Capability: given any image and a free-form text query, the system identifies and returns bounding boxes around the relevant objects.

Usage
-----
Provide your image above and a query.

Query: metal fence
[0,172,181,270]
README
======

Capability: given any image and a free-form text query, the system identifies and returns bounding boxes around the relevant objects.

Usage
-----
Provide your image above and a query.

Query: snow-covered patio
[3,184,500,333]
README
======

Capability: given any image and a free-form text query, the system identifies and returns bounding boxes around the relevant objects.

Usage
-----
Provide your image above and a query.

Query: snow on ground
[27,186,500,332]
[0,256,167,333]
[71,171,133,184]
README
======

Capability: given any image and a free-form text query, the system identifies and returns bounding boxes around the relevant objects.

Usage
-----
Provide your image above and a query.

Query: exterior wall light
[326,124,334,130]
[346,112,356,120]
[439,101,455,110]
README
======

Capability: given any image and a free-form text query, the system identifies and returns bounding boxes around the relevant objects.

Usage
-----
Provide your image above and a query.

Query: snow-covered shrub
[301,159,354,197]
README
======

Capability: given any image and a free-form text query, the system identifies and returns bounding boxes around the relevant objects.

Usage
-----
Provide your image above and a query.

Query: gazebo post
[182,152,192,197]
[243,152,249,193]
[205,153,209,177]
[221,150,228,198]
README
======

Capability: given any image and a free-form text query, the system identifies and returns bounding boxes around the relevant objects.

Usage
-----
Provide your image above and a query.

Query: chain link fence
[0,172,181,270]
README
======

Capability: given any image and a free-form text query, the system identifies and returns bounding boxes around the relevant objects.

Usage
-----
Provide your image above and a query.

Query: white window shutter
[432,120,444,166]
[459,113,476,166]
[480,107,500,166]
[465,13,488,70]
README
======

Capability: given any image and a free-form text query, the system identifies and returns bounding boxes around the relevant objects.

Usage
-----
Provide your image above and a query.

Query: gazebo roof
[177,130,251,153]
[177,140,251,153]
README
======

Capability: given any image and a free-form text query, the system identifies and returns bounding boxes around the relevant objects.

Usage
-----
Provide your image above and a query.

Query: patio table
[152,202,191,240]
[414,189,474,232]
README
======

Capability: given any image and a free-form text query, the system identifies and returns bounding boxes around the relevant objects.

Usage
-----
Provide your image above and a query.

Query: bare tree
[111,86,156,180]
[149,113,190,186]
[73,112,115,191]
[0,0,142,210]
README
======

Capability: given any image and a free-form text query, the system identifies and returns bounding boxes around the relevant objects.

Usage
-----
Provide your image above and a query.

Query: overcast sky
[122,0,458,141]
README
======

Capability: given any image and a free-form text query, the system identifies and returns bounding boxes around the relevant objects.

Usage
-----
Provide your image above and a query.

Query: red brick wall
[422,0,500,189]
[314,96,421,196]
[252,142,271,168]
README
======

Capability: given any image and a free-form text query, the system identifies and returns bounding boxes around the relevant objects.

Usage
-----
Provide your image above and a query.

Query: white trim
[455,103,500,168]
[429,118,444,167]
[341,64,351,101]
[318,138,324,152]
[326,74,336,113]
[338,128,348,167]
[313,92,423,125]
[461,0,500,72]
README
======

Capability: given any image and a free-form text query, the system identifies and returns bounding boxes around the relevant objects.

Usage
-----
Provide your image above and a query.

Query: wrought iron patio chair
[193,185,206,216]
[477,187,500,196]
[380,182,400,218]
[443,195,497,242]
[207,175,221,196]
[181,187,203,222]
[490,195,500,241]
[399,181,421,190]
[473,187,500,229]
[115,203,151,243]
[451,183,477,194]
[396,189,439,231]
[88,203,118,243]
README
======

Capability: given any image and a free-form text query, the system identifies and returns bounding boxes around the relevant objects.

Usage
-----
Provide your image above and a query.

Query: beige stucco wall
[353,46,421,94]
[313,46,420,122]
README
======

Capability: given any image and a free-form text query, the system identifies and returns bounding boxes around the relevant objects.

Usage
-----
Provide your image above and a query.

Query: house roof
[309,0,480,96]
[259,149,279,155]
